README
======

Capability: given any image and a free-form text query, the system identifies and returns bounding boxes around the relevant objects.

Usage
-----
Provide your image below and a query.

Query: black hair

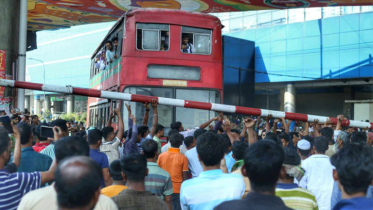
[51,119,68,133]
[109,159,123,181]
[55,156,102,209]
[75,130,87,139]
[170,122,182,130]
[142,139,158,159]
[320,127,334,143]
[265,132,283,147]
[331,144,373,195]
[17,122,32,145]
[124,129,132,139]
[155,124,164,134]
[0,127,10,155]
[170,133,184,148]
[298,147,311,157]
[167,129,179,141]
[231,129,240,135]
[221,134,231,153]
[208,130,218,134]
[138,126,149,138]
[290,132,299,138]
[232,141,248,160]
[194,128,206,139]
[351,132,367,145]
[182,34,189,40]
[34,123,48,141]
[303,135,314,147]
[101,127,114,140]
[31,115,38,120]
[88,129,103,145]
[196,133,225,166]
[121,154,147,182]
[217,127,224,133]
[184,136,195,148]
[278,133,290,143]
[313,136,329,153]
[55,136,90,163]
[284,147,301,165]
[244,140,284,192]
[112,37,118,42]
[105,40,113,47]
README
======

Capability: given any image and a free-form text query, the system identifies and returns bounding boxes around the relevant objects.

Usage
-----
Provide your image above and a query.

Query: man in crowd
[300,137,334,210]
[181,35,194,53]
[184,136,196,150]
[15,122,52,173]
[180,132,245,209]
[32,124,51,152]
[112,154,168,210]
[276,147,318,210]
[41,119,69,160]
[334,131,351,152]
[351,131,367,144]
[123,112,139,155]
[143,139,173,210]
[214,140,292,210]
[30,115,39,128]
[18,136,117,210]
[331,144,373,210]
[230,141,247,173]
[279,133,290,148]
[153,124,165,154]
[105,40,116,64]
[0,126,56,210]
[138,100,158,152]
[320,127,336,157]
[101,159,128,198]
[88,128,112,188]
[158,133,189,210]
[297,139,312,164]
[101,109,124,163]
[185,129,206,178]
[161,129,187,154]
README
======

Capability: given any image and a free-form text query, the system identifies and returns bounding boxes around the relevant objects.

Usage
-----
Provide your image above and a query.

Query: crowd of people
[0,102,372,210]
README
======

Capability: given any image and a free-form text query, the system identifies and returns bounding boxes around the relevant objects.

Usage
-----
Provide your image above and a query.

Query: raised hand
[150,99,158,109]
[244,117,257,128]
[265,114,273,121]
[143,102,150,111]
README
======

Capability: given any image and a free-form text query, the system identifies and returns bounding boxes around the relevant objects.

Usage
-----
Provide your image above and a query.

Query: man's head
[66,122,71,128]
[54,156,102,210]
[221,134,232,154]
[182,35,189,45]
[170,122,183,132]
[55,136,90,164]
[265,132,282,148]
[142,139,158,159]
[105,41,113,51]
[11,114,19,124]
[278,133,290,147]
[88,129,103,146]
[31,115,39,125]
[112,37,118,46]
[320,127,334,144]
[232,141,248,161]
[242,140,284,193]
[351,132,367,145]
[313,136,329,154]
[196,132,225,167]
[169,133,184,148]
[155,124,165,137]
[331,144,373,196]
[0,127,11,166]
[280,147,304,182]
[138,126,150,139]
[102,126,115,141]
[167,129,179,142]
[0,110,6,116]
[120,154,148,183]
[51,119,68,137]
[184,136,196,150]
[34,124,48,142]
[297,139,311,157]
[17,122,33,145]
[336,131,351,150]
[109,159,123,181]
[194,128,206,140]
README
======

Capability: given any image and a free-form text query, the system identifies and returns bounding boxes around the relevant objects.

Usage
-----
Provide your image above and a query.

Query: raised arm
[304,121,309,136]
[11,122,21,167]
[213,112,224,131]
[273,118,279,133]
[40,159,57,185]
[265,114,272,133]
[149,99,158,138]
[142,103,150,126]
[199,116,219,129]
[115,108,124,140]
[129,115,138,144]
[281,117,289,134]
[313,119,321,137]
[240,124,247,139]
[225,120,239,145]
[336,115,344,131]
[106,110,114,127]
[245,118,258,146]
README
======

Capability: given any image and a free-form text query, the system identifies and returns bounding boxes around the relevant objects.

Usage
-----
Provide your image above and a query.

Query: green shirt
[153,136,162,155]
[144,162,173,199]
[276,183,318,210]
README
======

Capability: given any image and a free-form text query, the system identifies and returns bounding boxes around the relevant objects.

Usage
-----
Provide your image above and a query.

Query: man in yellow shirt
[101,159,128,197]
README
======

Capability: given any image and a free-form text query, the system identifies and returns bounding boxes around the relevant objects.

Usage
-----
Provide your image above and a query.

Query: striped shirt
[276,183,319,210]
[0,170,41,210]
[145,162,173,200]
[180,169,245,210]
[40,144,55,160]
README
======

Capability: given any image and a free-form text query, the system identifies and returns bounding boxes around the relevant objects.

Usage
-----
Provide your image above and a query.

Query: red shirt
[33,142,50,153]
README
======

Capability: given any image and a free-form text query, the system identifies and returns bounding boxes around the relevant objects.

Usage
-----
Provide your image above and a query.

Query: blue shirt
[331,181,373,209]
[89,148,109,188]
[180,169,245,210]
[333,197,373,210]
[224,151,236,173]
[13,147,52,173]
[0,170,41,210]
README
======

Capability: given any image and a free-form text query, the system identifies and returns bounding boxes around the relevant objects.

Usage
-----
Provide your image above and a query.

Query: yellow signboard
[163,80,187,87]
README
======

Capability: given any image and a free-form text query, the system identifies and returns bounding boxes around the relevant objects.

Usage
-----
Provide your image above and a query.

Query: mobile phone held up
[40,126,55,139]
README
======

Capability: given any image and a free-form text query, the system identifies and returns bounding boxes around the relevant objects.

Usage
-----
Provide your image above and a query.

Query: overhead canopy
[28,0,372,30]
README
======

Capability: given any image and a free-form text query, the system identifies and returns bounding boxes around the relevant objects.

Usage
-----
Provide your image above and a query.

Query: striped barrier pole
[1,79,372,129]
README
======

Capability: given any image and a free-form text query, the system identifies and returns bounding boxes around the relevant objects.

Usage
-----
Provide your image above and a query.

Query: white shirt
[180,128,198,138]
[300,154,334,210]
[100,137,120,164]
[106,50,115,64]
[18,184,118,210]
[185,147,203,178]
[161,142,187,155]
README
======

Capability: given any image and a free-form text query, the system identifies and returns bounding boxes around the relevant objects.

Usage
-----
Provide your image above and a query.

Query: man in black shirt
[214,140,292,210]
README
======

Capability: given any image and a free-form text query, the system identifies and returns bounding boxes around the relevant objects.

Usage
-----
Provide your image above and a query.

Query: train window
[136,23,169,51]
[181,26,212,55]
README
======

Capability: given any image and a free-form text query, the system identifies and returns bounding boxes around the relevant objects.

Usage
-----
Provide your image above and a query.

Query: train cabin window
[181,27,212,55]
[136,23,170,51]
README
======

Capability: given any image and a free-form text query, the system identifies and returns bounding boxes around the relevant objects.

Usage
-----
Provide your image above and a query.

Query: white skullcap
[297,139,311,150]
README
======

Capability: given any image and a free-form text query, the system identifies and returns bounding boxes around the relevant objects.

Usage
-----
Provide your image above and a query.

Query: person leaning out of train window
[112,37,118,55]
[105,41,116,64]
[181,35,194,54]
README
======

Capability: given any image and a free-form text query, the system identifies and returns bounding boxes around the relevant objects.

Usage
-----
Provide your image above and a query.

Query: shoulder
[214,200,241,210]
[36,152,52,160]
[97,194,118,210]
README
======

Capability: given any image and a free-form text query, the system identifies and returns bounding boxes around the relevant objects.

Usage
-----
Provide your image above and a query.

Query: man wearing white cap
[297,139,311,164]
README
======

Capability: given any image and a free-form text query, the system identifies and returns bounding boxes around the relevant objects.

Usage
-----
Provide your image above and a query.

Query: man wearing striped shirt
[0,127,56,210]
[180,132,245,210]
[276,147,318,210]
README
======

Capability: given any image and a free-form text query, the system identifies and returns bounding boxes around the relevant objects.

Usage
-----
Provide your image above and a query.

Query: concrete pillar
[34,95,40,115]
[0,1,19,98]
[29,95,34,113]
[45,96,51,111]
[67,95,74,114]
[343,87,352,120]
[284,83,296,113]
[24,96,30,110]
[279,89,285,111]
